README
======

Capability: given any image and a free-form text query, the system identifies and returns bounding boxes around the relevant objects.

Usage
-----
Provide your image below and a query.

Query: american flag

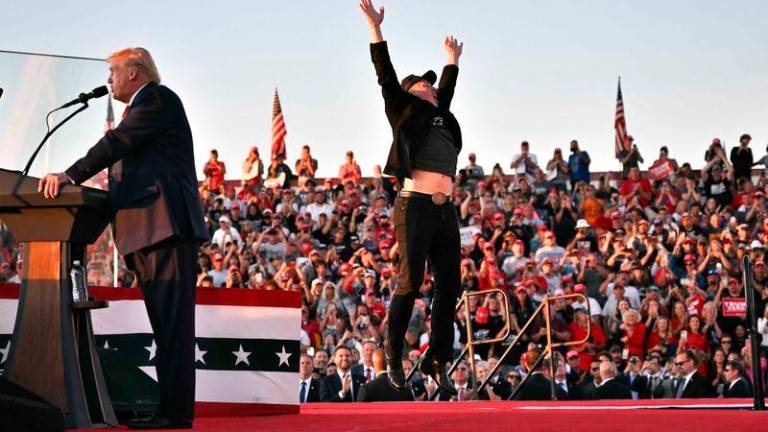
[614,78,630,159]
[271,88,287,160]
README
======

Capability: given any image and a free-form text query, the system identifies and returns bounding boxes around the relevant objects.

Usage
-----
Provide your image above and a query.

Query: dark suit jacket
[680,373,712,398]
[723,378,752,398]
[301,379,321,403]
[65,82,208,254]
[319,371,365,402]
[370,42,462,183]
[513,372,554,401]
[352,363,376,382]
[594,378,632,400]
[554,380,583,400]
[477,376,512,400]
[357,372,415,402]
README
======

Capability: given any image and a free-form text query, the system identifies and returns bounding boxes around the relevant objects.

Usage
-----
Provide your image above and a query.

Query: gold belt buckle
[431,192,448,205]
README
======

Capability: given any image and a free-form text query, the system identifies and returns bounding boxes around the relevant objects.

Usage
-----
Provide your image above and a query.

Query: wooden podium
[0,168,117,429]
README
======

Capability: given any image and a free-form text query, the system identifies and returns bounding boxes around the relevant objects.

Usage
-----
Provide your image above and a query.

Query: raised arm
[436,35,463,109]
[359,0,384,43]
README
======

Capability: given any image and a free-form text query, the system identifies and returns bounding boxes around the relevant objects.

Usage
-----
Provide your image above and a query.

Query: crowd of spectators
[3,136,768,402]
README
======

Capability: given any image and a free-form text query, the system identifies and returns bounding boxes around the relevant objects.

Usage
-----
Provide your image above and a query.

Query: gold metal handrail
[407,289,592,402]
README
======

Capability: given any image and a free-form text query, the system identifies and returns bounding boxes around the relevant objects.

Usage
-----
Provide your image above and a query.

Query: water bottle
[70,260,87,303]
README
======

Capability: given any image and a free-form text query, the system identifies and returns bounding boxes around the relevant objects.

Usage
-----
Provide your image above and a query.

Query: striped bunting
[0,284,301,416]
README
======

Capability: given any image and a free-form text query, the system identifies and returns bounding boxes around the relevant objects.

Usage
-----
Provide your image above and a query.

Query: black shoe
[422,359,457,395]
[386,353,406,390]
[127,416,192,429]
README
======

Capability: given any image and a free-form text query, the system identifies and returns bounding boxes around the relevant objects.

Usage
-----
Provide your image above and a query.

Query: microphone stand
[21,102,90,177]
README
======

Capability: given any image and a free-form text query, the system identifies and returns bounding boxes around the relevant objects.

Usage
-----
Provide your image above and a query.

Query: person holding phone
[359,0,464,395]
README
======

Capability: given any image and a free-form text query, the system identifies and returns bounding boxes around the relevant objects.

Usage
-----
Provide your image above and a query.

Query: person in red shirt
[569,309,606,371]
[646,316,677,358]
[203,149,226,193]
[619,167,652,207]
[679,315,710,355]
[620,309,646,358]
[338,150,362,186]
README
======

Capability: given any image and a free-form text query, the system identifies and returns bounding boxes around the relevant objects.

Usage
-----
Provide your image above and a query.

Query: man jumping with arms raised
[360,0,464,395]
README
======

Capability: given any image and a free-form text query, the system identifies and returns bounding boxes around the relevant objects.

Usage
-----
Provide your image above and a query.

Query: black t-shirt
[704,177,732,208]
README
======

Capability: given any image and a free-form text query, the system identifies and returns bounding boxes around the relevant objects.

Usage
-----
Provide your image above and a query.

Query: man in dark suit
[723,360,752,398]
[513,351,555,401]
[352,340,378,383]
[594,361,632,400]
[299,354,321,403]
[357,350,414,402]
[319,346,365,402]
[674,351,712,398]
[40,47,207,429]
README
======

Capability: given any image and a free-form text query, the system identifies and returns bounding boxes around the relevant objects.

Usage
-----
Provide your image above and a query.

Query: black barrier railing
[742,255,765,411]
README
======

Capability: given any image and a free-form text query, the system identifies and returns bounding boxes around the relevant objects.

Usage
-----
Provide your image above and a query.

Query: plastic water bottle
[70,260,87,303]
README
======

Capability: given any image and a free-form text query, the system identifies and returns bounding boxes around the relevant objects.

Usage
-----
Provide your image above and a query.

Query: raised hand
[444,35,464,65]
[359,0,385,27]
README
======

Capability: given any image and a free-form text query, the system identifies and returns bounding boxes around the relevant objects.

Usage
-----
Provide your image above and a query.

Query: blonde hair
[108,47,161,84]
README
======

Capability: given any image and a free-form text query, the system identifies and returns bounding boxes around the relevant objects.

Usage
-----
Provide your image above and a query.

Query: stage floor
[95,399,768,432]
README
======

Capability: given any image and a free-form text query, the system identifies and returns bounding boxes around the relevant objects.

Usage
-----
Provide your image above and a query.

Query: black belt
[399,190,449,205]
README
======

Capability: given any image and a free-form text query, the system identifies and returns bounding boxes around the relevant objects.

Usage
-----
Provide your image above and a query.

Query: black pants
[126,237,198,422]
[386,193,461,363]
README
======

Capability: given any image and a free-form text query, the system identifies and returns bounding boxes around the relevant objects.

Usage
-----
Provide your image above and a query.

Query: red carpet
[93,399,768,431]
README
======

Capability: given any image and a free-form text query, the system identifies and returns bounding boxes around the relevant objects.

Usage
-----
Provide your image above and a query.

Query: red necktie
[122,105,131,120]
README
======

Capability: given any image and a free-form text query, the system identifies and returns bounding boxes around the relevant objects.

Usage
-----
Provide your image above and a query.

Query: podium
[0,168,117,429]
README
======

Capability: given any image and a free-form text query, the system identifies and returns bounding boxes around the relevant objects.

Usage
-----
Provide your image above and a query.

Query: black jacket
[369,42,462,183]
[723,378,752,398]
[301,379,322,403]
[319,371,365,402]
[356,372,415,402]
[512,372,554,401]
[65,82,208,254]
[679,373,713,398]
[594,378,632,400]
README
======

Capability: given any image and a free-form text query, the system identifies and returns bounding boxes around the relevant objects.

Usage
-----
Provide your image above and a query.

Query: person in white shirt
[510,140,539,182]
[304,190,334,223]
[211,216,242,248]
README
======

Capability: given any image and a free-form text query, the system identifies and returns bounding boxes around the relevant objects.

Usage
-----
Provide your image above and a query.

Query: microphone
[58,85,108,109]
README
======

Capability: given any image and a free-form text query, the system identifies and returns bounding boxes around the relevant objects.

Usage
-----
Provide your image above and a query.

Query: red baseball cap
[461,258,474,266]
[213,253,224,261]
[513,207,524,216]
[683,254,696,263]
[574,284,586,293]
[493,212,505,221]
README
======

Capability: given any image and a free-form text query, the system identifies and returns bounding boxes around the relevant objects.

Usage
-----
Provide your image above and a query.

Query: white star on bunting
[195,343,207,365]
[103,340,110,349]
[232,344,251,366]
[275,345,291,367]
[145,339,157,361]
[0,340,10,365]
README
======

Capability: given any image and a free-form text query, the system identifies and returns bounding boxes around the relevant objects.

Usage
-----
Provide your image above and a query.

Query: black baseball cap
[401,70,437,92]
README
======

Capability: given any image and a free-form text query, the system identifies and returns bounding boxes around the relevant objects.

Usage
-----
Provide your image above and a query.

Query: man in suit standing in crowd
[299,354,321,403]
[319,346,365,402]
[39,47,207,429]
[594,361,632,399]
[723,361,752,398]
[513,351,555,401]
[357,350,414,402]
[352,340,378,382]
[674,350,712,398]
